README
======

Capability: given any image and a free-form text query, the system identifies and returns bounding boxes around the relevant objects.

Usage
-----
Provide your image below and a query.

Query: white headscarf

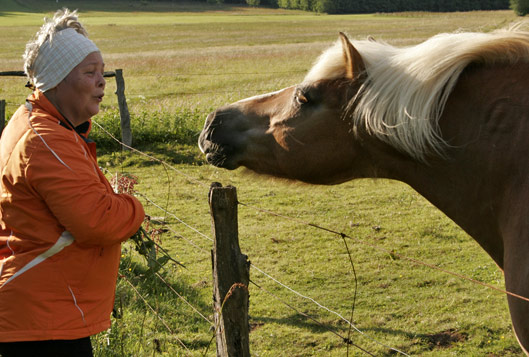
[31,28,99,92]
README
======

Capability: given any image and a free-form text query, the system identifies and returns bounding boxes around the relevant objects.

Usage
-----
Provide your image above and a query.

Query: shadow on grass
[249,314,479,354]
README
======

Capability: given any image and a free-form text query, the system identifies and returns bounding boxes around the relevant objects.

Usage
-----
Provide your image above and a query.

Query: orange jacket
[0,90,145,342]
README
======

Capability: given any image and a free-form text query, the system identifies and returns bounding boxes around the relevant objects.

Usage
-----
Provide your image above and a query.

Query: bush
[312,0,335,13]
[511,0,529,15]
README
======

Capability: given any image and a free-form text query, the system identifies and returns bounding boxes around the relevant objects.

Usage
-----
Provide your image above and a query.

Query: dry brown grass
[0,6,518,116]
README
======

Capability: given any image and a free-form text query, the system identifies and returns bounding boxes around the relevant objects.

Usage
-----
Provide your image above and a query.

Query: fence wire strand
[138,186,406,355]
[137,192,213,242]
[154,271,214,327]
[122,210,214,335]
[121,274,190,352]
[93,117,529,356]
[6,62,522,354]
[238,201,529,303]
[92,120,209,189]
[250,264,409,356]
[94,119,407,354]
[136,185,399,354]
[249,279,378,357]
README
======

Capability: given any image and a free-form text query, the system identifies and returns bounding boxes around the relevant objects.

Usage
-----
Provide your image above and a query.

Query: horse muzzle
[198,111,242,170]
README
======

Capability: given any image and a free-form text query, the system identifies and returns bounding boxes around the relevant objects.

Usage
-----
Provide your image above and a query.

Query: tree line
[148,0,529,15]
[221,0,529,15]
[271,0,510,14]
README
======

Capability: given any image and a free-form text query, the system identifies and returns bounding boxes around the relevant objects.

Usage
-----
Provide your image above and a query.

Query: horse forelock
[305,23,529,162]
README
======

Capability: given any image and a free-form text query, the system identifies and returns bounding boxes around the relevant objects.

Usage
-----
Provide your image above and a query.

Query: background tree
[511,0,529,15]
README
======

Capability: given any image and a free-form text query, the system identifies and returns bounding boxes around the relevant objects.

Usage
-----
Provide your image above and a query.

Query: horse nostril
[200,107,243,150]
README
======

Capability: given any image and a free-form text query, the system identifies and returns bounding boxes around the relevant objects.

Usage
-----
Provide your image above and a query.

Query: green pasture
[0,0,524,355]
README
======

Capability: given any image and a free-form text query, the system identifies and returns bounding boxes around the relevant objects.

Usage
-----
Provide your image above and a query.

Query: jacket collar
[27,89,92,139]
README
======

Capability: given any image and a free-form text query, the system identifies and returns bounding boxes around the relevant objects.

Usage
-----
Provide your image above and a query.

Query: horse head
[199,33,374,185]
[199,27,529,354]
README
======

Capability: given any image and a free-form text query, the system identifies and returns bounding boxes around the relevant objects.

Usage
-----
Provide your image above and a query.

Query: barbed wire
[93,120,210,188]
[162,222,210,254]
[135,184,384,353]
[116,70,308,77]
[154,271,214,327]
[238,201,529,303]
[94,115,528,355]
[136,196,384,355]
[120,274,191,352]
[135,187,386,355]
[248,278,378,356]
[250,264,409,356]
[134,188,379,354]
[121,208,215,348]
[135,185,405,355]
[137,192,213,242]
[135,195,381,355]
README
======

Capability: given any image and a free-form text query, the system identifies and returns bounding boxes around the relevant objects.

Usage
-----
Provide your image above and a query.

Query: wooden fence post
[209,183,251,357]
[0,70,131,144]
[114,69,132,150]
[0,100,5,137]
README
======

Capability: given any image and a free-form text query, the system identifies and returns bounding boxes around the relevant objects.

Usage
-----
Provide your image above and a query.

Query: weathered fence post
[114,69,132,150]
[209,182,251,357]
[1,70,131,143]
[0,100,5,137]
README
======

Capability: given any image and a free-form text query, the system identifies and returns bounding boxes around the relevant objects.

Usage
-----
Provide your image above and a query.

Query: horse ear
[339,32,365,79]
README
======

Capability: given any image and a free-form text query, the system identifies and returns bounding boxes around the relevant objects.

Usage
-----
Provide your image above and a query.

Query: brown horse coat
[199,28,529,354]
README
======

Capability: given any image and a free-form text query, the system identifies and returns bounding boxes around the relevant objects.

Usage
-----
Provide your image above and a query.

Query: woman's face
[51,51,106,126]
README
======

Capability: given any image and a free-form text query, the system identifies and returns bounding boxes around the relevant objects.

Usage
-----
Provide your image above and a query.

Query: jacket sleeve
[26,130,145,247]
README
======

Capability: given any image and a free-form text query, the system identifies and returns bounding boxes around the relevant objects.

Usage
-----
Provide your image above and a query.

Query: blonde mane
[304,24,529,161]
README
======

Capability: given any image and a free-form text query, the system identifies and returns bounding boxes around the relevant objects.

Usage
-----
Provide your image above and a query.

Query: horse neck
[365,139,505,268]
[362,62,529,269]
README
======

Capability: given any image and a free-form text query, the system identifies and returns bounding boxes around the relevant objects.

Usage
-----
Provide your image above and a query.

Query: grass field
[0,0,525,355]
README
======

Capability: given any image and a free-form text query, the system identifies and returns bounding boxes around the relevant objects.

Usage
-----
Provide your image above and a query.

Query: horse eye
[295,90,309,105]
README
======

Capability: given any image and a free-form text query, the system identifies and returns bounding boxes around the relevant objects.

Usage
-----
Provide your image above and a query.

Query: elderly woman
[0,9,145,357]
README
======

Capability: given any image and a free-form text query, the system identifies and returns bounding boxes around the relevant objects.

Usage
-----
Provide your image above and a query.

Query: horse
[198,26,529,354]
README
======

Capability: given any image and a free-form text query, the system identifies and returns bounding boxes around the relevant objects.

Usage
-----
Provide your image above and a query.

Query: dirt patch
[426,329,468,349]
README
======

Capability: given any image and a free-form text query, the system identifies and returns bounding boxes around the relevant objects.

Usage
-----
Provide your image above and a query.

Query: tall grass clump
[91,108,205,155]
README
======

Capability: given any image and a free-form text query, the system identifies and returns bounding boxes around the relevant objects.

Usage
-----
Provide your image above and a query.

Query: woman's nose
[98,72,106,88]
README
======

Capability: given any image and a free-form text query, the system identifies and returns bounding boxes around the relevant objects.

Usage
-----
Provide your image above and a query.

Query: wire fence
[90,116,527,356]
[95,119,414,356]
[0,71,522,355]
